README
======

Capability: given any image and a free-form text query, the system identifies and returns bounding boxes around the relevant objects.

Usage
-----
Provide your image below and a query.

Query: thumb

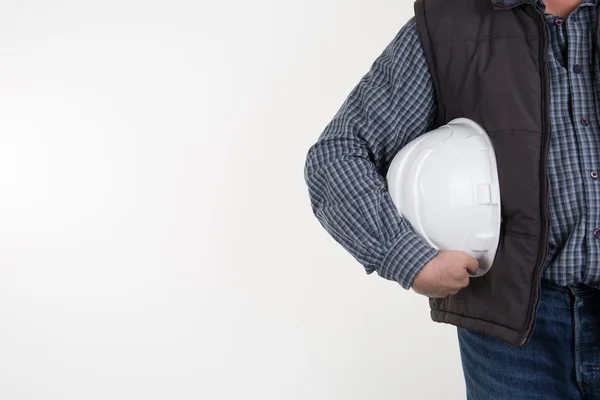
[464,256,480,275]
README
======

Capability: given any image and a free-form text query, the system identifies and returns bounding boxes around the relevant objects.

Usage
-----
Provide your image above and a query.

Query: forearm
[304,16,439,289]
[305,136,438,289]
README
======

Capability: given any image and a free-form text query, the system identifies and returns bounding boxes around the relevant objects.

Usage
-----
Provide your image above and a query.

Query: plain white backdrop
[0,0,465,399]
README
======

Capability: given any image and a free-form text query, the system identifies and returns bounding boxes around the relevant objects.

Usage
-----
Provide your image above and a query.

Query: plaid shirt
[304,1,600,289]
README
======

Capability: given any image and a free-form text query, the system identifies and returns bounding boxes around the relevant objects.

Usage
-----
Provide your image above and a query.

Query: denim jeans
[457,280,600,399]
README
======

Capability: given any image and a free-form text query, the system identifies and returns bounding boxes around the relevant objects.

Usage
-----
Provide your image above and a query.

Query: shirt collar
[491,0,597,10]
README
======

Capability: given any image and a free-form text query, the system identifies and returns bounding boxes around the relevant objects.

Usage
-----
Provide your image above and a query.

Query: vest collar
[491,0,534,9]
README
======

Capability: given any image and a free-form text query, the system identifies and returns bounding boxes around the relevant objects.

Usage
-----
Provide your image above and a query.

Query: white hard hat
[386,118,501,277]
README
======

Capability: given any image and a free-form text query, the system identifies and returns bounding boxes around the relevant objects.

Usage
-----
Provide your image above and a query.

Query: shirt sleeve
[303,17,440,290]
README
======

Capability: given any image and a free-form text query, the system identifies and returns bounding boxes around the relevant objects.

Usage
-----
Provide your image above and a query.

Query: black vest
[413,0,562,347]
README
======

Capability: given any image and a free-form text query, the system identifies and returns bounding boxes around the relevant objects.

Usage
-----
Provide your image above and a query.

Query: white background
[0,0,464,399]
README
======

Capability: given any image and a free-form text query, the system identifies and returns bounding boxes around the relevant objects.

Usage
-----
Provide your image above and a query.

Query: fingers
[461,273,470,287]
[450,266,471,296]
[451,258,478,296]
[464,255,480,275]
[413,251,481,299]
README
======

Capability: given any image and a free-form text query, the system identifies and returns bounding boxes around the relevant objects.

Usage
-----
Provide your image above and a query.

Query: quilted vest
[413,0,559,347]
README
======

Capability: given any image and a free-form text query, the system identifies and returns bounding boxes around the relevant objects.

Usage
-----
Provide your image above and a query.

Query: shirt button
[594,229,600,238]
[592,171,599,179]
[574,64,582,73]
[555,18,564,26]
[581,117,589,126]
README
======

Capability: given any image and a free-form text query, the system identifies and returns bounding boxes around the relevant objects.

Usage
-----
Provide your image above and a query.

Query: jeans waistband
[541,278,598,295]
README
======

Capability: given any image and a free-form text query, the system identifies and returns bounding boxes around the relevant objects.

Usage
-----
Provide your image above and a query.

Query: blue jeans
[458,280,600,399]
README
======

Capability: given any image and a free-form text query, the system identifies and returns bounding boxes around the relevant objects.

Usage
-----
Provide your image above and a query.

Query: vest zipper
[520,5,551,347]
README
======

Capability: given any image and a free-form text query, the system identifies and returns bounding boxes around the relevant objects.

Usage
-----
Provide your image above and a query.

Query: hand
[411,250,479,298]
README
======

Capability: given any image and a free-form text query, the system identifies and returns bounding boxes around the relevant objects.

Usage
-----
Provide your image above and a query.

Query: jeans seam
[571,292,584,393]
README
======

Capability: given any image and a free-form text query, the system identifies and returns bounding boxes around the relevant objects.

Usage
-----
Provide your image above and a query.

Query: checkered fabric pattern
[303,1,600,289]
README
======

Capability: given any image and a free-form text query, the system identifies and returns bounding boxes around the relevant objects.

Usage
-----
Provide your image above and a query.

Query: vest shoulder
[417,0,491,8]
[415,0,537,39]
[415,0,496,20]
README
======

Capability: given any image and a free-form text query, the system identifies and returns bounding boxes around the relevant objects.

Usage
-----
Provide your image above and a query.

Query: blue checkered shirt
[304,1,600,289]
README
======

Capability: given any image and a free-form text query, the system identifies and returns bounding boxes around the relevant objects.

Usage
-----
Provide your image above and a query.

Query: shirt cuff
[379,230,439,290]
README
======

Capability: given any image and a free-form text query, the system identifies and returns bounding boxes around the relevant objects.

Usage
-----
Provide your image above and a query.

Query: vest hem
[430,309,522,347]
